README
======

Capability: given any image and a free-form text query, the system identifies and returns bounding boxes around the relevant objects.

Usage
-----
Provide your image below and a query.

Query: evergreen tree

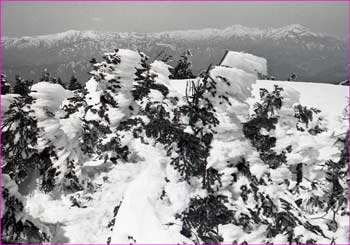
[2,96,38,184]
[80,51,131,162]
[169,50,196,79]
[68,75,82,91]
[1,90,55,242]
[243,85,287,169]
[2,94,56,189]
[1,74,11,94]
[120,60,230,242]
[13,75,33,96]
[61,160,83,192]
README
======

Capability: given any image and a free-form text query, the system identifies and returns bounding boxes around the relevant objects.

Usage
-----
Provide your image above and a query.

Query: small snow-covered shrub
[243,85,288,169]
[62,88,87,117]
[293,104,326,135]
[169,50,196,79]
[13,75,33,97]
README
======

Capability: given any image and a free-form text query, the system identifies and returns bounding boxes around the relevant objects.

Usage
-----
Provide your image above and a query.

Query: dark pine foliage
[181,195,233,243]
[79,51,130,163]
[2,187,50,243]
[62,89,88,117]
[13,75,33,96]
[1,74,11,94]
[2,96,40,184]
[294,104,325,135]
[243,85,288,169]
[38,145,58,193]
[325,131,349,217]
[132,51,169,101]
[1,91,54,242]
[62,160,84,192]
[169,50,196,79]
[2,94,58,191]
[126,57,234,242]
[127,61,222,191]
[68,75,83,91]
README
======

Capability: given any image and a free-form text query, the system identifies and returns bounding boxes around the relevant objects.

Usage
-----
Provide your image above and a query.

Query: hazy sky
[2,2,349,38]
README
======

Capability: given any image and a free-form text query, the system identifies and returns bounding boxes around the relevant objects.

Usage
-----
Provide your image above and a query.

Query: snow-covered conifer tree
[68,75,82,91]
[169,50,196,79]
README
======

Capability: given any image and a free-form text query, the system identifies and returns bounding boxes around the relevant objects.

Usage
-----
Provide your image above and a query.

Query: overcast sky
[2,2,349,38]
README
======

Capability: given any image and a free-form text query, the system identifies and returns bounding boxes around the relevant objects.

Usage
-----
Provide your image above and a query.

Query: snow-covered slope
[2,49,348,244]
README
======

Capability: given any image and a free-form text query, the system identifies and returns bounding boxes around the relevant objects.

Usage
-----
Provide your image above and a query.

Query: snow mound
[220,51,267,75]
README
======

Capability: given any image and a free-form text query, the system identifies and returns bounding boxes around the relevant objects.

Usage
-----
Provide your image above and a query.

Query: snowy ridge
[2,24,335,48]
[2,24,346,83]
[2,30,115,49]
[155,24,323,40]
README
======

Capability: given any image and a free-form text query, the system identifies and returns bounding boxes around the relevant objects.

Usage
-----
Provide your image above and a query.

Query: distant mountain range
[2,24,348,84]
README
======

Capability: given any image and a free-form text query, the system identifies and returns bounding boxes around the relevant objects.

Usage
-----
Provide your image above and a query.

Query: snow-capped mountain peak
[267,24,318,39]
[155,24,323,40]
[2,29,107,48]
[2,24,335,48]
[1,24,346,83]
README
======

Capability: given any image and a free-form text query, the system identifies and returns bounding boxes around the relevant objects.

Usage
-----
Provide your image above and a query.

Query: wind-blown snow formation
[109,52,262,243]
[220,51,267,76]
[1,49,348,244]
